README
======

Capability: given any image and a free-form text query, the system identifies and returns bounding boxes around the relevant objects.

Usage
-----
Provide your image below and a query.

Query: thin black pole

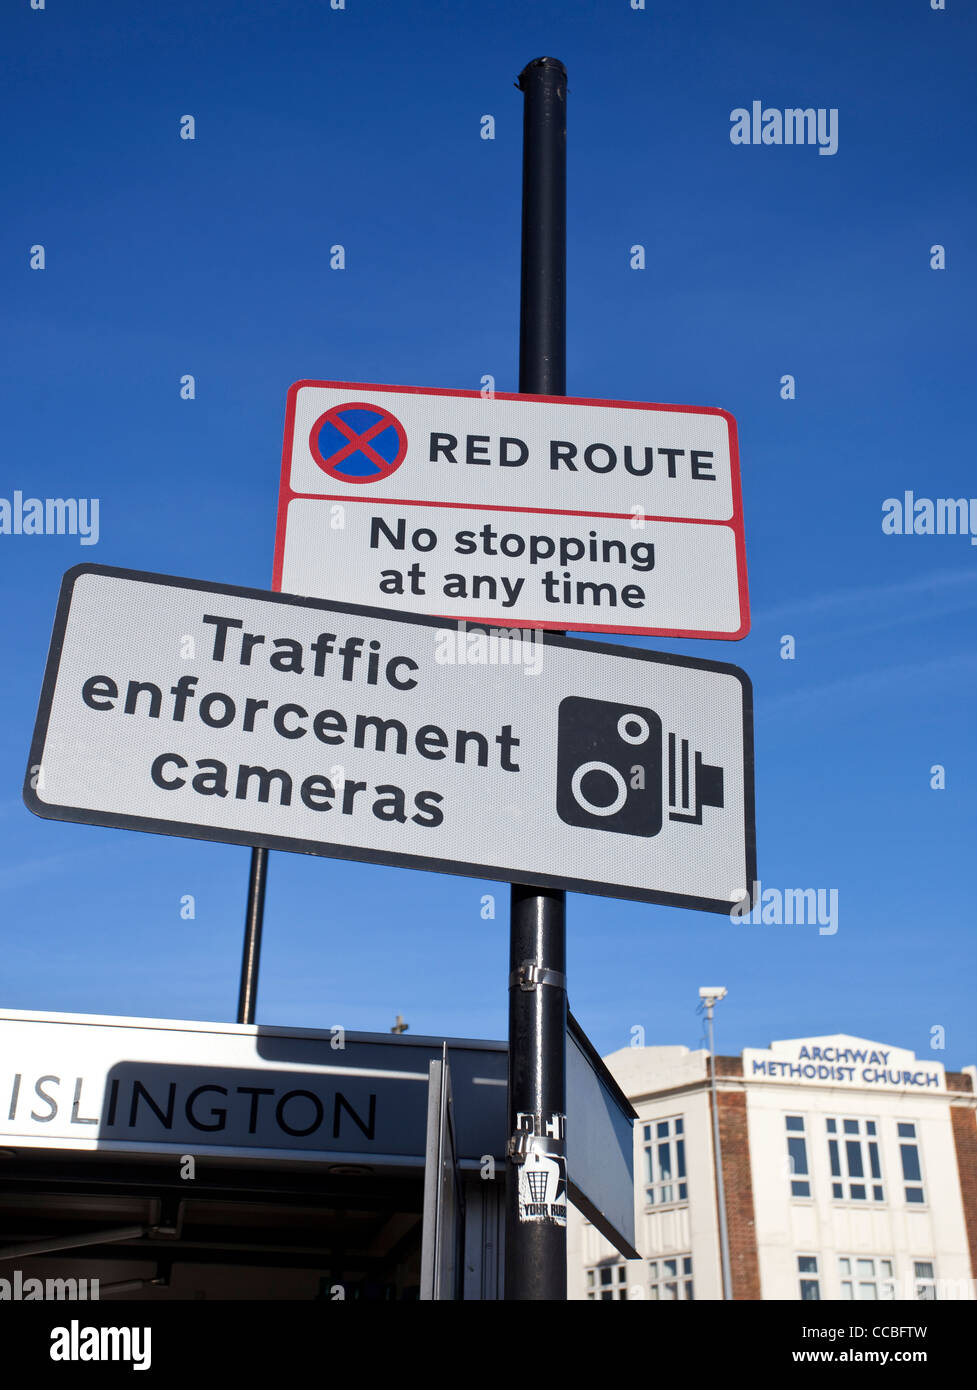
[237,846,268,1024]
[505,56,568,1303]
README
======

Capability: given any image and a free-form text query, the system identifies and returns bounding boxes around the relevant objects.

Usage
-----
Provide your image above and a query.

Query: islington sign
[24,566,755,912]
[0,1008,507,1162]
[274,382,749,640]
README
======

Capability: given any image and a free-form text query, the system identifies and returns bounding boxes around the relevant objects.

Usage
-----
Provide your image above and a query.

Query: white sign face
[25,566,755,911]
[274,381,749,640]
[744,1036,947,1093]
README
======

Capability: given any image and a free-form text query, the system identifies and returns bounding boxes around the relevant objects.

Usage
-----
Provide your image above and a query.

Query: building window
[586,1263,628,1300]
[642,1117,687,1206]
[913,1261,937,1300]
[839,1256,895,1300]
[786,1115,811,1197]
[826,1117,884,1201]
[797,1254,820,1300]
[897,1123,926,1205]
[648,1256,693,1300]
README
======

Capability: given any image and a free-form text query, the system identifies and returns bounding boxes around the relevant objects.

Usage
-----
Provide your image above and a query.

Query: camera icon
[556,696,725,838]
[556,697,663,836]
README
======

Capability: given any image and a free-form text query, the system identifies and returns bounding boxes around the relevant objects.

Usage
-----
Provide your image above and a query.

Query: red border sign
[273,381,750,640]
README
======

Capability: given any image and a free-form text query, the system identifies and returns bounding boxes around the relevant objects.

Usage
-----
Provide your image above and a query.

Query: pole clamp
[506,1130,534,1163]
[509,962,567,992]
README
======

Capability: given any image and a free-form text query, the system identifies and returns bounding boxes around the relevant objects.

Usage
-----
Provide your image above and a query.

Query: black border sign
[24,565,756,914]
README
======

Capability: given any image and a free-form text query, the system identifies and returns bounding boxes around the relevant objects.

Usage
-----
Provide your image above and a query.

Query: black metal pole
[237,846,268,1024]
[505,56,568,1303]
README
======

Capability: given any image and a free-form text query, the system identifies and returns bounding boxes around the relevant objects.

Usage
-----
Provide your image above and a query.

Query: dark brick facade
[710,1072,762,1299]
[950,1101,977,1281]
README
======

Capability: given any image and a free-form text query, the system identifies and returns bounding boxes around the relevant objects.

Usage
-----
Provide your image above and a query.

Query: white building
[568,1034,977,1302]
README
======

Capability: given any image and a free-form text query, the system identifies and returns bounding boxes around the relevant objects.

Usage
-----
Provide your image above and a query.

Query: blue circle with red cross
[309,402,408,484]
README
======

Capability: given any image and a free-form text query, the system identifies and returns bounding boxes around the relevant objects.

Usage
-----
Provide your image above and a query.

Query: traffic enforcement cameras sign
[274,382,749,640]
[25,567,756,913]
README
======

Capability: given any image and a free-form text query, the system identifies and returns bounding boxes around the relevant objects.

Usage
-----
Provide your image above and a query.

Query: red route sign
[274,381,749,640]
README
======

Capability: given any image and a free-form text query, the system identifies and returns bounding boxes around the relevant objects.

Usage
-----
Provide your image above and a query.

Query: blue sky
[1,0,974,1071]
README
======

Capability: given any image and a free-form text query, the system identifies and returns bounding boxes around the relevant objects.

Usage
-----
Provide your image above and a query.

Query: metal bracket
[506,1130,534,1164]
[147,1198,183,1240]
[509,962,567,992]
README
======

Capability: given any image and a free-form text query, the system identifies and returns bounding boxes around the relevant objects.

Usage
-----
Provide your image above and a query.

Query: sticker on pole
[517,1145,568,1226]
[24,566,756,913]
[274,381,749,639]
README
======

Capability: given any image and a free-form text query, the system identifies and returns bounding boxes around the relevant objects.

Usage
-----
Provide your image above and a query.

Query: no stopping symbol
[309,402,408,483]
